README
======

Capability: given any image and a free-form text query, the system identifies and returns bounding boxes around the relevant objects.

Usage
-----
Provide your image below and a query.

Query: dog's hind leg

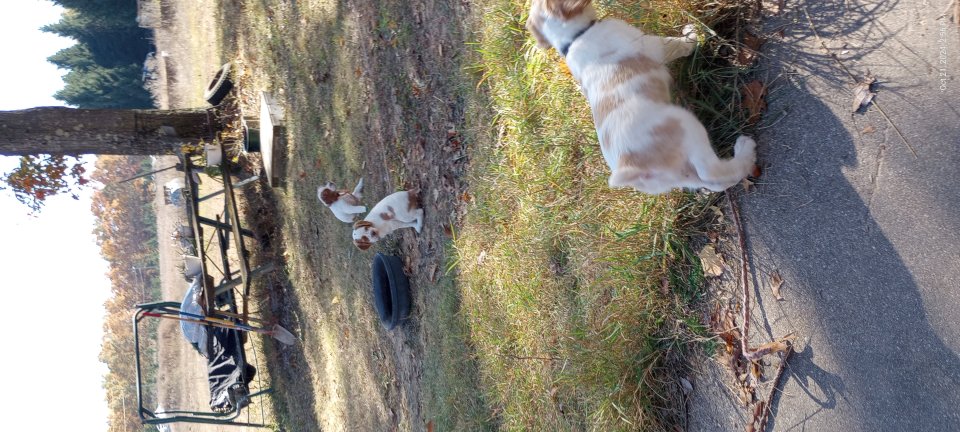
[345,205,367,214]
[399,208,424,233]
[413,209,424,233]
[660,25,700,62]
[691,135,757,191]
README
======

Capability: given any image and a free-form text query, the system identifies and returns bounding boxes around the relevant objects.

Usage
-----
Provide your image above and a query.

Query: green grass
[421,253,498,431]
[455,0,752,429]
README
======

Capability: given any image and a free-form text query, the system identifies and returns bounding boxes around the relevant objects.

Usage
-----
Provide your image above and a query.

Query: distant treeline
[45,0,155,108]
[92,156,161,431]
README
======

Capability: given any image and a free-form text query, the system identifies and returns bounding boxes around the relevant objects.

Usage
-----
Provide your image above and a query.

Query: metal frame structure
[132,302,273,428]
[131,143,276,428]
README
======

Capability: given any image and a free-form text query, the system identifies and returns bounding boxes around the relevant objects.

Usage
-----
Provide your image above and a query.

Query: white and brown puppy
[526,0,756,194]
[317,178,366,223]
[352,190,424,250]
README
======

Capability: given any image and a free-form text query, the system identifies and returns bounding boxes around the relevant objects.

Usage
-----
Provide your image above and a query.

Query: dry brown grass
[219,0,494,430]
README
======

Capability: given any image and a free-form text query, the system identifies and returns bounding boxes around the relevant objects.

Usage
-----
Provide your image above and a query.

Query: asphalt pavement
[689,1,960,430]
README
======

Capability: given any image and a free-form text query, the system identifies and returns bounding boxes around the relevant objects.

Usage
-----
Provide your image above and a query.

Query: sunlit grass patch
[456,0,751,429]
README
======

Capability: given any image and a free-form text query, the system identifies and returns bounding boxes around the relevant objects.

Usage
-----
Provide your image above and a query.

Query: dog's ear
[544,0,592,20]
[354,220,374,229]
[354,236,372,250]
[319,188,340,205]
[526,16,552,50]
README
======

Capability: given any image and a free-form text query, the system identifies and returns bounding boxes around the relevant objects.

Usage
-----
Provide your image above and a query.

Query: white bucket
[204,143,223,166]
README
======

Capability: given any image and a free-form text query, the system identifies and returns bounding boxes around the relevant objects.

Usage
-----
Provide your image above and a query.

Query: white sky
[0,1,111,430]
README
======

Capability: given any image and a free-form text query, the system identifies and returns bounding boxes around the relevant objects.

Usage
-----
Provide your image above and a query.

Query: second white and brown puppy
[352,190,424,250]
[317,178,366,223]
[526,0,756,194]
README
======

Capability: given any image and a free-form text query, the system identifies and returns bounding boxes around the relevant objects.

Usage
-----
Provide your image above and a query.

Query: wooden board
[259,91,286,187]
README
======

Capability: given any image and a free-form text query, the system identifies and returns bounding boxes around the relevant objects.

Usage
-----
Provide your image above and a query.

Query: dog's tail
[352,178,364,197]
[696,135,757,190]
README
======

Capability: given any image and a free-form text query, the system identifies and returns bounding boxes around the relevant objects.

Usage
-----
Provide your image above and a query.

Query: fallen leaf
[753,340,792,356]
[862,125,876,134]
[770,271,785,300]
[427,421,434,432]
[698,245,725,277]
[680,377,694,395]
[331,296,341,305]
[428,263,439,283]
[852,74,877,112]
[707,230,720,243]
[711,306,741,355]
[737,32,765,66]
[744,32,764,51]
[741,80,767,124]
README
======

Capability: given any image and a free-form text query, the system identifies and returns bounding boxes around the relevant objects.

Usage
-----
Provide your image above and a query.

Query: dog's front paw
[734,135,757,156]
[734,135,758,165]
[681,24,700,42]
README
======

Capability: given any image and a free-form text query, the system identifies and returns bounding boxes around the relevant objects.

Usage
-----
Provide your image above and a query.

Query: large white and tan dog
[352,190,424,250]
[317,178,366,223]
[526,0,756,194]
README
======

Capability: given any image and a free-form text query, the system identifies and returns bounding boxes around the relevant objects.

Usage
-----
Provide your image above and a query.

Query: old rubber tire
[371,253,411,330]
[204,63,234,106]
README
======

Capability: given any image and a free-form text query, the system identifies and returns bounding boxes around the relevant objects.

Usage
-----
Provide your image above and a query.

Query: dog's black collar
[559,20,597,57]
